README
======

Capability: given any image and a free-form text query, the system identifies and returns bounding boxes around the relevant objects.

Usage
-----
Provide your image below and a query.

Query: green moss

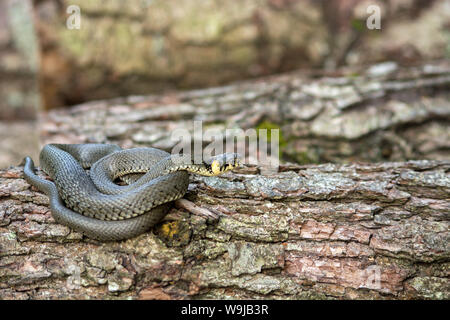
[294,151,317,165]
[256,121,286,157]
[351,19,365,32]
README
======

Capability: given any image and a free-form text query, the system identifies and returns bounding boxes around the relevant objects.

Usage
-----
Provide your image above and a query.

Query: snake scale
[23,144,239,241]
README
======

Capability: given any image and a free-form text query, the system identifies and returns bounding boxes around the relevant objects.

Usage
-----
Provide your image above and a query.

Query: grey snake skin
[23,144,239,241]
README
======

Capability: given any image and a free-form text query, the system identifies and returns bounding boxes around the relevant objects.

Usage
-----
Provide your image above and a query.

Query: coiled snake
[23,144,239,241]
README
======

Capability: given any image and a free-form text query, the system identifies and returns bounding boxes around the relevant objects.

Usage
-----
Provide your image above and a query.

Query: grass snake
[23,144,239,241]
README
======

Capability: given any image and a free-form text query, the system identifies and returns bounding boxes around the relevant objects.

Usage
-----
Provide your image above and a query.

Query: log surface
[40,61,450,163]
[1,62,449,300]
[0,160,448,299]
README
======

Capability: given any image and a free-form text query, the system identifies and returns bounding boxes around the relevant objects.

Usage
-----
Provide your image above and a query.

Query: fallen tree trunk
[1,62,449,300]
[40,61,450,163]
[0,160,448,299]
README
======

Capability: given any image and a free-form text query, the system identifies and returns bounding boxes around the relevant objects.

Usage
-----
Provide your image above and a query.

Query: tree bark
[1,62,449,300]
[0,160,448,299]
[40,61,450,163]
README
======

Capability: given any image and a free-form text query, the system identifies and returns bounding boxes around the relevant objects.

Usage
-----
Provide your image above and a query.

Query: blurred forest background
[0,0,449,168]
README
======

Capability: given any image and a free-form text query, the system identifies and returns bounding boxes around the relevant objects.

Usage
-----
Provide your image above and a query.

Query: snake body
[23,144,239,241]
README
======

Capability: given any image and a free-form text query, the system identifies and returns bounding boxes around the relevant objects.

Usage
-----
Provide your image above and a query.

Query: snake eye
[211,160,221,175]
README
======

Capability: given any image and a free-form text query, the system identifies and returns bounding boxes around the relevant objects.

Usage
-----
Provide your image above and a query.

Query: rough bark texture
[1,62,449,300]
[0,160,449,299]
[40,61,450,163]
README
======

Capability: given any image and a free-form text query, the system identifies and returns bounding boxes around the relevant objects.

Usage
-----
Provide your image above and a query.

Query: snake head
[170,153,241,176]
[208,153,241,175]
